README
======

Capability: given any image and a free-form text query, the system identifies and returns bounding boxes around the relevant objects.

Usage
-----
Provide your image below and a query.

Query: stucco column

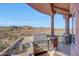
[50,13,58,49]
[64,16,70,34]
[63,15,71,44]
[49,4,58,49]
[51,13,54,37]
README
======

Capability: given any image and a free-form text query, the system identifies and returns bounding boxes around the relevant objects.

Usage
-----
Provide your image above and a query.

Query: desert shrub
[8,35,18,41]
[0,43,7,51]
[22,43,30,49]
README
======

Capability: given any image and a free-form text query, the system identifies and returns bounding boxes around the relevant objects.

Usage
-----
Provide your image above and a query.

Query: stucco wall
[71,4,79,56]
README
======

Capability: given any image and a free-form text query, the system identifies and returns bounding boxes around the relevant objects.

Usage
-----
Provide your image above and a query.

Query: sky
[0,3,75,28]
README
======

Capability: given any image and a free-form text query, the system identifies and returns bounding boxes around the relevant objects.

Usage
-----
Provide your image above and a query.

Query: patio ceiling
[27,3,71,17]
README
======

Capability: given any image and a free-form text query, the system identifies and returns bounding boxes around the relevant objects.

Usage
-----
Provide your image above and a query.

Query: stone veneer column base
[63,33,72,44]
[50,35,58,48]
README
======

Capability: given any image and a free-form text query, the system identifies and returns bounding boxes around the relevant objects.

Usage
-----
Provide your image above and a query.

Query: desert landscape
[0,25,75,56]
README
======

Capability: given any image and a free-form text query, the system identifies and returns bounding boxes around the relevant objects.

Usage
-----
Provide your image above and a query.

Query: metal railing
[0,38,24,56]
[0,34,75,56]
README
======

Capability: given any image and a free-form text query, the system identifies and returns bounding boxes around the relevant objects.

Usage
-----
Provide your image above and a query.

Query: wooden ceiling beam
[53,5,70,12]
[50,3,72,17]
[50,3,56,14]
[50,3,69,13]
